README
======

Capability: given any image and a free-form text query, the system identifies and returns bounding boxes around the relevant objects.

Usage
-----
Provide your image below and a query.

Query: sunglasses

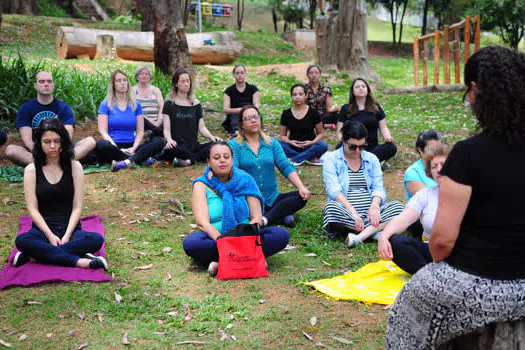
[242,115,261,121]
[347,142,368,151]
[462,84,471,106]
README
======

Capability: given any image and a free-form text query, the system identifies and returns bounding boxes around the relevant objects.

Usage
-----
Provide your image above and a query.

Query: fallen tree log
[56,27,243,64]
[383,84,464,94]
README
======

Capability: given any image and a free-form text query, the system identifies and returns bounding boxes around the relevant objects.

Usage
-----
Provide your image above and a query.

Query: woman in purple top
[95,70,164,172]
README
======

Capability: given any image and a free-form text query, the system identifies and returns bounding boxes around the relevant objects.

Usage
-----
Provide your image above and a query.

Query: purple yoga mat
[0,215,111,290]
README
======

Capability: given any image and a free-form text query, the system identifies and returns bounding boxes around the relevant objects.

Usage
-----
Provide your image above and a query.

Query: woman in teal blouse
[228,105,311,227]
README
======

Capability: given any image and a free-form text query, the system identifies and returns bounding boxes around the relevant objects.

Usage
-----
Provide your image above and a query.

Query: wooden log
[464,16,471,64]
[423,40,428,86]
[414,37,420,87]
[434,30,440,85]
[438,320,525,350]
[453,30,460,84]
[474,15,480,52]
[443,26,450,84]
[56,27,242,64]
[384,84,463,94]
[94,34,116,59]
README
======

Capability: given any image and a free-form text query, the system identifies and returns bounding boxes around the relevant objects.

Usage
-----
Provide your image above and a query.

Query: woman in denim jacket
[322,121,403,247]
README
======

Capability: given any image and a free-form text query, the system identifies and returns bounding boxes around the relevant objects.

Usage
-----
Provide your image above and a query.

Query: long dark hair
[167,68,194,104]
[347,78,379,117]
[32,118,74,171]
[464,46,525,144]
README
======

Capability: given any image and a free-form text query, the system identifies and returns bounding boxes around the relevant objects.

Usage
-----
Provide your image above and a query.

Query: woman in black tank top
[13,118,108,270]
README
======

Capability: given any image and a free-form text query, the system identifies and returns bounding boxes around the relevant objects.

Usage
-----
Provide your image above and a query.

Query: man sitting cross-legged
[5,71,96,166]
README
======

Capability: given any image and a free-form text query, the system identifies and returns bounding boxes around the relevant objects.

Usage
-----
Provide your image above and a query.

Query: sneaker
[283,214,296,228]
[146,157,170,168]
[381,161,391,171]
[84,253,96,259]
[327,8,338,14]
[111,160,129,172]
[89,256,108,270]
[12,251,29,267]
[293,160,305,166]
[144,157,156,167]
[318,12,326,19]
[345,233,363,248]
[172,157,191,168]
[306,157,323,166]
[208,261,218,277]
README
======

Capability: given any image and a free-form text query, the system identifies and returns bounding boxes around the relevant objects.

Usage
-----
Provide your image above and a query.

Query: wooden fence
[413,15,480,87]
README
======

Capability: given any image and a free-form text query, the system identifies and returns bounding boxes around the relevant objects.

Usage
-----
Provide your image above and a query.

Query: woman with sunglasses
[337,78,397,163]
[323,120,403,247]
[386,46,525,349]
[228,105,311,228]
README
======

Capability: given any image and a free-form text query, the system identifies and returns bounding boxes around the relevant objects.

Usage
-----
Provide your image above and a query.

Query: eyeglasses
[462,84,471,106]
[347,142,368,151]
[242,115,261,121]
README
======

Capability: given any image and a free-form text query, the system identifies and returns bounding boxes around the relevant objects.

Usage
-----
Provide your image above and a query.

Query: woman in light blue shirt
[228,105,311,227]
[323,121,403,247]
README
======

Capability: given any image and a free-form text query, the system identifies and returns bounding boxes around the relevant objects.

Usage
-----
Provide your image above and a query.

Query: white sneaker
[293,160,305,166]
[208,261,218,277]
[345,233,362,248]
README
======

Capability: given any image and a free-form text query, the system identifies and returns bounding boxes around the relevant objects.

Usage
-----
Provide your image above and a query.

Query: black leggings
[264,191,307,225]
[95,137,165,164]
[156,142,211,164]
[389,234,432,275]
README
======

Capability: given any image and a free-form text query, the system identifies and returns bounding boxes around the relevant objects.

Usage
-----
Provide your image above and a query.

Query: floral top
[305,82,332,115]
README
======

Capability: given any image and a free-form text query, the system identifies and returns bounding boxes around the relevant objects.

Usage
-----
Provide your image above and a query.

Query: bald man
[5,71,96,166]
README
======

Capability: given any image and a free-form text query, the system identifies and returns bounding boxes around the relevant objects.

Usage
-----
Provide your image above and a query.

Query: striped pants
[323,200,404,236]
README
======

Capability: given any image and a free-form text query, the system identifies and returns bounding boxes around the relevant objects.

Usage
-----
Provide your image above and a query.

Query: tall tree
[152,0,193,76]
[137,0,154,31]
[369,0,409,49]
[3,0,39,15]
[476,0,525,51]
[182,0,192,26]
[421,0,430,35]
[316,0,378,80]
[236,0,245,30]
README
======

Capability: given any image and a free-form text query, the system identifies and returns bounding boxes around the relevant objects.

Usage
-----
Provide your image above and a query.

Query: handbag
[216,223,268,280]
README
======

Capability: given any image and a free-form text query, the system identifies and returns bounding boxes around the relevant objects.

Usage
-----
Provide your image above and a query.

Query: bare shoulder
[194,98,201,105]
[24,163,36,175]
[71,160,83,173]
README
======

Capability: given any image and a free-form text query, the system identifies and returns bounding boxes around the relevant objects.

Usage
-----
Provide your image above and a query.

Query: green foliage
[110,15,141,25]
[37,0,71,17]
[0,55,44,125]
[474,0,525,51]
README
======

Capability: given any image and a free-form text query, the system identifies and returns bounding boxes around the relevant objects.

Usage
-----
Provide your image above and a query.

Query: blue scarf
[193,166,264,233]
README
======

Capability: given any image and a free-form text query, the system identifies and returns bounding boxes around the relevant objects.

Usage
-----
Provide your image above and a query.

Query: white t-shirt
[406,186,439,241]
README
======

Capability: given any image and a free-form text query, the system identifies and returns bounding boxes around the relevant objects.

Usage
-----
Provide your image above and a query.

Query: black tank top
[35,164,75,228]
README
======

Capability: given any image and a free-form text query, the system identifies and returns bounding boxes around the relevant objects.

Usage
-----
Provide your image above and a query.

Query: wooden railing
[413,15,480,87]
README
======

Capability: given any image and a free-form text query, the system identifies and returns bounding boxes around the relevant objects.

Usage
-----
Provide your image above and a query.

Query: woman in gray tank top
[133,65,165,136]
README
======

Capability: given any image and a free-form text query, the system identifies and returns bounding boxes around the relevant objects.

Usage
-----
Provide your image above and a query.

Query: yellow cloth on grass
[303,260,411,305]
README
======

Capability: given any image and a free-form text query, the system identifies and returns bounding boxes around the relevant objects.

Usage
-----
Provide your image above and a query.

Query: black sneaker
[12,252,29,267]
[89,256,108,270]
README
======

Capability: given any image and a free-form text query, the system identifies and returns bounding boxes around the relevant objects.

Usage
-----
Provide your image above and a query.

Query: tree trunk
[272,8,278,33]
[236,0,245,31]
[94,34,116,59]
[421,0,429,36]
[182,0,192,26]
[138,0,154,32]
[3,0,39,15]
[397,0,408,47]
[309,0,316,29]
[152,0,193,76]
[389,3,397,49]
[316,0,378,81]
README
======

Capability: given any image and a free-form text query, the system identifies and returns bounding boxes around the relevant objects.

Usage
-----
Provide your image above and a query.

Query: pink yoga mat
[0,215,111,290]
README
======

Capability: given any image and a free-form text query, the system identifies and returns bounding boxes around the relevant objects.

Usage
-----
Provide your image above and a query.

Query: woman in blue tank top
[13,118,107,270]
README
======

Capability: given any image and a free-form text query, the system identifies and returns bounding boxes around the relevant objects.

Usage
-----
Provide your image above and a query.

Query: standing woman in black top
[386,46,525,349]
[279,83,328,166]
[13,118,107,269]
[337,78,397,163]
[222,65,261,136]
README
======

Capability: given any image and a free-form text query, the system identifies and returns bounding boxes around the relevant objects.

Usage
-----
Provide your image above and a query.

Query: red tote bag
[216,224,268,280]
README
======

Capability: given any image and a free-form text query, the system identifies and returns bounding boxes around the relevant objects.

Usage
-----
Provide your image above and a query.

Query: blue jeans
[183,226,290,264]
[389,234,432,275]
[15,225,104,267]
[279,140,328,163]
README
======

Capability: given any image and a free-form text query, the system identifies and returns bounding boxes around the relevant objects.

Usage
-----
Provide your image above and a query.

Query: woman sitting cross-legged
[95,69,165,172]
[150,69,221,168]
[378,144,450,274]
[228,105,311,228]
[323,120,404,247]
[182,141,290,277]
[13,118,107,270]
[279,83,328,166]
